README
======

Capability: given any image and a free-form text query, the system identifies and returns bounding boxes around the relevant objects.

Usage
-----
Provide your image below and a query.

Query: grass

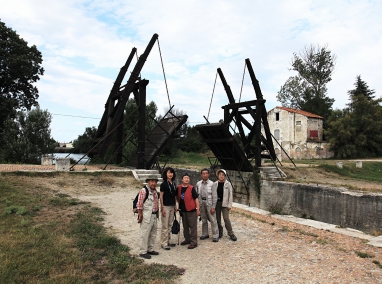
[315,238,328,245]
[0,174,182,283]
[319,162,382,183]
[268,202,284,215]
[292,159,382,184]
[158,150,212,170]
[373,260,382,269]
[355,251,375,259]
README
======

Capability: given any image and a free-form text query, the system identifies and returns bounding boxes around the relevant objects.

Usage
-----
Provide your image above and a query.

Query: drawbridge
[72,34,187,170]
[196,59,294,194]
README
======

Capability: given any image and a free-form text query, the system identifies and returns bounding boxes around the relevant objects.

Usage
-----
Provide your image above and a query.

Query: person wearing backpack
[159,167,177,250]
[137,175,160,259]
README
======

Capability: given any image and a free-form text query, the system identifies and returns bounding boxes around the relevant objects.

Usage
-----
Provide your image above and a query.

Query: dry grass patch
[0,174,183,283]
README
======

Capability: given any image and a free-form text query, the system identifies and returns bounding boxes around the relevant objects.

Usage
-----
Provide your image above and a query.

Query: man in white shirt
[195,168,219,242]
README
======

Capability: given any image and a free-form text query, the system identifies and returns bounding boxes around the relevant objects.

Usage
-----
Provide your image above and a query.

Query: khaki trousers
[216,200,234,237]
[181,211,198,245]
[200,200,219,238]
[161,205,175,247]
[139,213,157,254]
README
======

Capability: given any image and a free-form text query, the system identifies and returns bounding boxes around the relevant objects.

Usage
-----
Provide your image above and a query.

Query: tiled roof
[269,106,324,119]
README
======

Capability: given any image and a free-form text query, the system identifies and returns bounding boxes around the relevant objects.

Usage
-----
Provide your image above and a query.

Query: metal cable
[207,71,218,120]
[239,61,247,103]
[157,38,171,109]
[234,61,247,132]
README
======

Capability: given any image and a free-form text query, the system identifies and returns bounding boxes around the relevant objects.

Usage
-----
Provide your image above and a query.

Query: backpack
[133,186,149,214]
[133,186,160,214]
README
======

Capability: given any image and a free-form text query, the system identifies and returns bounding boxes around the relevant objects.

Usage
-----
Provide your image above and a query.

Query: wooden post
[137,79,149,169]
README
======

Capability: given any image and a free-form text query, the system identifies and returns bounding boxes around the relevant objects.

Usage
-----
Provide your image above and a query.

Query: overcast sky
[2,0,381,143]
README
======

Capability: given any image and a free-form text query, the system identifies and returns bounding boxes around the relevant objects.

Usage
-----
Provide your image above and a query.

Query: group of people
[136,167,237,259]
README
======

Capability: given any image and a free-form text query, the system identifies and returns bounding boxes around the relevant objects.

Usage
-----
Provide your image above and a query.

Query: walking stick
[178,210,181,245]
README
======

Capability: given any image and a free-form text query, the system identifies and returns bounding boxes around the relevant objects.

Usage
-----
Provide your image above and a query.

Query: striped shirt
[136,186,159,212]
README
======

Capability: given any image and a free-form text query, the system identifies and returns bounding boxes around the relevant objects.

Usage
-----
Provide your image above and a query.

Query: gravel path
[79,187,382,284]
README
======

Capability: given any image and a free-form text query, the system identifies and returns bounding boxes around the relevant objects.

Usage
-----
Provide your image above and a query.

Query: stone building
[267,106,333,160]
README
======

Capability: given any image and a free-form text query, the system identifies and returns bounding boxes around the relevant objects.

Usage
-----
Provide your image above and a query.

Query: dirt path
[65,177,382,283]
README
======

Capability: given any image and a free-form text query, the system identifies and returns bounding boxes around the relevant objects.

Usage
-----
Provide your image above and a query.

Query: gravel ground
[79,188,382,284]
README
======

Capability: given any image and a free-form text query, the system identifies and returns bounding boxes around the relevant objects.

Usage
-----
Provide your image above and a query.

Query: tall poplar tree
[277,44,336,121]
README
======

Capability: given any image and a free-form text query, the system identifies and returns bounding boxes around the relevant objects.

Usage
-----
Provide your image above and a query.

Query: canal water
[52,153,90,164]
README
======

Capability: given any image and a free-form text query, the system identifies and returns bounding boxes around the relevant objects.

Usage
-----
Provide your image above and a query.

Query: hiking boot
[147,250,159,255]
[139,253,151,259]
[230,234,237,241]
[200,235,209,240]
[213,238,219,242]
[161,245,170,250]
[187,244,197,249]
[181,240,191,246]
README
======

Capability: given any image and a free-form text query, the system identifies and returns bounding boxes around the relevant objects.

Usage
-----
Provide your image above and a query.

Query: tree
[277,44,336,120]
[326,77,382,158]
[72,127,98,153]
[0,107,56,163]
[347,75,375,110]
[0,20,44,131]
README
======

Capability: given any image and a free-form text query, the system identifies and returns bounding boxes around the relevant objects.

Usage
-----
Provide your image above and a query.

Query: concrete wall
[172,167,382,232]
[41,154,53,165]
[56,158,70,171]
[249,180,382,232]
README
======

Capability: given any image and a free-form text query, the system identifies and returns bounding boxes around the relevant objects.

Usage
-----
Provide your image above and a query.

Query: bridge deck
[195,123,253,172]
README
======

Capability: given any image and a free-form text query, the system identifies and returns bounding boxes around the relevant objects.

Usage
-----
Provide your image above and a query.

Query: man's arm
[136,187,146,223]
[195,198,200,216]
[227,181,233,210]
[160,191,166,217]
[210,181,217,214]
[138,209,143,223]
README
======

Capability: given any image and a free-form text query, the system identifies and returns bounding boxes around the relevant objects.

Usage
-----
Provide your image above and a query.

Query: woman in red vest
[177,173,200,249]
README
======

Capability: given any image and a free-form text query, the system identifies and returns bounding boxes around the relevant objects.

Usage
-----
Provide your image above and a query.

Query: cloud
[1,0,382,142]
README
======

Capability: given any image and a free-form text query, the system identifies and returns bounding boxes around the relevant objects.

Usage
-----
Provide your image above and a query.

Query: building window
[310,130,318,138]
[274,129,280,140]
[296,121,301,126]
[276,113,279,121]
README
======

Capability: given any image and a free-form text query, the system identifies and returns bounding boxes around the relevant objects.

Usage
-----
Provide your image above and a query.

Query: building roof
[269,106,324,119]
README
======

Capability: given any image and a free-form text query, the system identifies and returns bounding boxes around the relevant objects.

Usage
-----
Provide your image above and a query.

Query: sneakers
[213,238,219,242]
[161,245,170,250]
[187,244,197,249]
[230,234,237,241]
[147,250,159,255]
[181,240,191,246]
[200,235,209,240]
[139,253,151,259]
[168,243,176,247]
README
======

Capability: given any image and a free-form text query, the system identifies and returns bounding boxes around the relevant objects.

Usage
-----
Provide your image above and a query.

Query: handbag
[171,212,180,234]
